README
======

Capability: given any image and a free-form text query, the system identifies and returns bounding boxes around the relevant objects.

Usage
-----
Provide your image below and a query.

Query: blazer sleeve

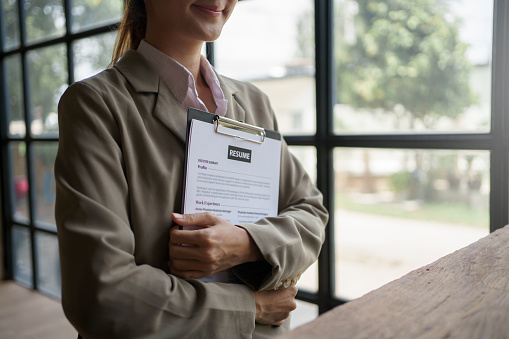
[55,82,256,339]
[232,93,329,291]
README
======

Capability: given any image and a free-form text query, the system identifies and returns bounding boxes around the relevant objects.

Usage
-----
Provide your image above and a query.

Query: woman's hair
[110,0,147,66]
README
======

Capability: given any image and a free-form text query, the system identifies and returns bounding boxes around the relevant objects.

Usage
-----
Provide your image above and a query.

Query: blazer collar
[114,50,246,142]
[114,50,159,93]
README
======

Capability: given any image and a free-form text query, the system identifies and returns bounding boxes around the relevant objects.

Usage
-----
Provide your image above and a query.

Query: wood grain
[280,225,509,339]
[0,281,77,339]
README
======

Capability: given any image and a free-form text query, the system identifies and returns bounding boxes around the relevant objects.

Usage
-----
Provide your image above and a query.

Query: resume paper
[183,119,281,225]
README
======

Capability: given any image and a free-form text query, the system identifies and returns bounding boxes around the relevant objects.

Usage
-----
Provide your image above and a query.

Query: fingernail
[173,213,183,220]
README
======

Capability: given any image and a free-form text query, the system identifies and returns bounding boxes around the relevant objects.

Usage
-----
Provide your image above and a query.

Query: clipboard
[180,108,282,283]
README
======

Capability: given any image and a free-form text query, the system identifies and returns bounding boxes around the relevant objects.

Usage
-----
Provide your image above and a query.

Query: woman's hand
[254,286,298,326]
[168,212,262,279]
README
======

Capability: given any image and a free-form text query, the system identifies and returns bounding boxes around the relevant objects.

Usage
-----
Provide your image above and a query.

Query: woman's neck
[143,34,217,113]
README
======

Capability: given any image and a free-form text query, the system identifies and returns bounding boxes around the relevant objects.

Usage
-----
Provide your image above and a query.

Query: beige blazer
[55,50,328,339]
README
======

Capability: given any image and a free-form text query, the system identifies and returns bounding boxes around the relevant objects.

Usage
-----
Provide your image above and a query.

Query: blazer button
[273,281,283,290]
[291,277,298,286]
[283,279,291,288]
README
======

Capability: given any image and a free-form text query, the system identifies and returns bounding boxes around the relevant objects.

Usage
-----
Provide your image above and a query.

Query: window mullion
[315,0,337,314]
[18,0,39,286]
[0,55,15,280]
[17,0,27,47]
[490,0,509,231]
[63,0,75,85]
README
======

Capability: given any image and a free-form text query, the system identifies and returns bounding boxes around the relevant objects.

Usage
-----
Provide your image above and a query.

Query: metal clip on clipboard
[213,115,266,144]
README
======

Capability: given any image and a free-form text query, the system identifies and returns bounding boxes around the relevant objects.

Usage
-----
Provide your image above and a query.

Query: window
[331,0,495,301]
[213,0,502,314]
[0,0,122,298]
[1,0,506,328]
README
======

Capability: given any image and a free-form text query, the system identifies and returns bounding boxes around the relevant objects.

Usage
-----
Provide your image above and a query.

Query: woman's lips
[192,4,223,17]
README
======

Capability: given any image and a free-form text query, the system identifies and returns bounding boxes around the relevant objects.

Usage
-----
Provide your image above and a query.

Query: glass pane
[291,300,318,329]
[73,31,117,81]
[33,142,58,230]
[27,44,67,136]
[334,0,493,134]
[10,142,29,222]
[12,225,33,287]
[289,146,317,184]
[334,148,490,300]
[288,146,318,292]
[71,0,123,33]
[25,0,66,44]
[215,0,316,135]
[5,54,25,137]
[296,260,317,293]
[35,232,61,298]
[2,0,21,50]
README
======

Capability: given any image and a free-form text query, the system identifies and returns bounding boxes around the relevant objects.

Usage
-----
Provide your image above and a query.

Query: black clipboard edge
[179,110,209,219]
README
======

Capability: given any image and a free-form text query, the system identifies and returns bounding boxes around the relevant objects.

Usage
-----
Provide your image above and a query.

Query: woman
[55,0,328,338]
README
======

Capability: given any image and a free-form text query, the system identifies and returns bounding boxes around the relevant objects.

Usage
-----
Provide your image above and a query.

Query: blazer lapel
[153,81,187,142]
[115,50,187,143]
[116,51,248,143]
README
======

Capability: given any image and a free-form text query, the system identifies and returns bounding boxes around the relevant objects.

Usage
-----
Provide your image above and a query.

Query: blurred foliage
[2,0,122,137]
[25,0,65,43]
[72,0,123,32]
[4,55,24,130]
[34,142,58,167]
[295,2,314,59]
[334,0,478,128]
[27,44,67,134]
[2,0,21,49]
[390,171,410,194]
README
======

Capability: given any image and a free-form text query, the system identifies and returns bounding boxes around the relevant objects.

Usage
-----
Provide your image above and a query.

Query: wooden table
[281,225,509,339]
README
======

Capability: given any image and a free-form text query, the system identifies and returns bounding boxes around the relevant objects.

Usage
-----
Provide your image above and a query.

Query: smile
[191,4,223,18]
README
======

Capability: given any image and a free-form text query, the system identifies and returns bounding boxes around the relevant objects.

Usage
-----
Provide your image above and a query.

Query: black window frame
[0,0,119,296]
[1,0,507,316]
